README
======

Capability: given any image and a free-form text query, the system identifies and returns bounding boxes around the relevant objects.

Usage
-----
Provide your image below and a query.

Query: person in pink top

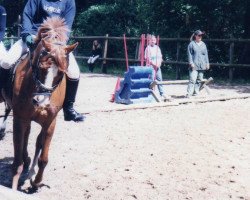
[145,35,171,100]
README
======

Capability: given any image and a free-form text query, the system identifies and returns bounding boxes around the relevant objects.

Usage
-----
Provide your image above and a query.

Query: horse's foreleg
[12,117,31,190]
[23,123,31,171]
[28,131,43,179]
[31,119,56,188]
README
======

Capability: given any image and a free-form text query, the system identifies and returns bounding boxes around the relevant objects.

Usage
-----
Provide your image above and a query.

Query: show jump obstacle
[114,67,213,104]
[115,66,154,104]
[113,34,214,104]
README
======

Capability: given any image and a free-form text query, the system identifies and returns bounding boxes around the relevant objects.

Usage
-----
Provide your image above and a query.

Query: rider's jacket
[0,5,6,42]
[21,0,76,37]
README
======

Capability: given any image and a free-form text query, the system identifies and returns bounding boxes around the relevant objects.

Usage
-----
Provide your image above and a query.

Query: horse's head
[31,17,78,107]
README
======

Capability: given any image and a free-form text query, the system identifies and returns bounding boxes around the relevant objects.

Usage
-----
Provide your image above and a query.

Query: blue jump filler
[115,66,155,104]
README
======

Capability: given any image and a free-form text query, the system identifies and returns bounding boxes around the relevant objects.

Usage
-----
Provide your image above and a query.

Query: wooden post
[229,36,234,82]
[123,34,129,71]
[135,41,139,64]
[102,34,109,73]
[140,34,145,66]
[176,33,181,80]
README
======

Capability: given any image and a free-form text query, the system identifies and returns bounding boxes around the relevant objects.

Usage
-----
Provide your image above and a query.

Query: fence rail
[4,35,250,80]
[71,36,250,43]
[75,56,250,68]
[72,36,250,81]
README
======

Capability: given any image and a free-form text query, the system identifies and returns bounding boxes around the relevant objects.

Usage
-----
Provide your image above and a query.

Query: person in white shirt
[145,35,170,100]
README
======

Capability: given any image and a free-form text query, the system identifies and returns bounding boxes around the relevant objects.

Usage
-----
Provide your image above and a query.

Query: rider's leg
[0,39,28,69]
[63,53,85,122]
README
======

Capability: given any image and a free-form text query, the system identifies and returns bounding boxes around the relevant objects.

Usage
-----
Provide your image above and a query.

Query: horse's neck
[12,51,30,74]
[13,54,35,99]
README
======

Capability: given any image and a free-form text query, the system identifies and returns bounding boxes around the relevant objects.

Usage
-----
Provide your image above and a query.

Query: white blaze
[33,65,58,107]
[44,65,59,88]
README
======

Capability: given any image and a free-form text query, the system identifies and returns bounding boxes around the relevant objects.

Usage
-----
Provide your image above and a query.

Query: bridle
[30,41,67,98]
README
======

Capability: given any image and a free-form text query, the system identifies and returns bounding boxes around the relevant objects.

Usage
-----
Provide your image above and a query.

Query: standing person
[187,30,210,98]
[87,40,102,72]
[0,0,85,122]
[145,35,170,100]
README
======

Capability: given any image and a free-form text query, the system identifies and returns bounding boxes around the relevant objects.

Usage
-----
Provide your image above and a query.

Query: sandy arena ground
[0,73,250,200]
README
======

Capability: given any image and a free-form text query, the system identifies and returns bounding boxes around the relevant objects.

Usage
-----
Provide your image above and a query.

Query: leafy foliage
[73,0,250,79]
[74,0,249,38]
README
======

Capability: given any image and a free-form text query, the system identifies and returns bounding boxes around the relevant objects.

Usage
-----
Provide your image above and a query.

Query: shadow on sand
[0,157,49,194]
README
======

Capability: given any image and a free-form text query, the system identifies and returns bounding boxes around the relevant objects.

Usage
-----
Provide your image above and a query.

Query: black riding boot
[63,78,85,122]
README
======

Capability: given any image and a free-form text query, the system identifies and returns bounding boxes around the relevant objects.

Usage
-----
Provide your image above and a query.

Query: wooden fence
[5,35,250,81]
[71,35,250,81]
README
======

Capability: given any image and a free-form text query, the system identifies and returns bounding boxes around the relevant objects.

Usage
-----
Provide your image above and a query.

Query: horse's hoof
[30,178,41,190]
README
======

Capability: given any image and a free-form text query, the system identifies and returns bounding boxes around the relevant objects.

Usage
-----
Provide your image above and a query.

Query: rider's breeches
[0,39,26,69]
[0,39,80,79]
[67,53,80,79]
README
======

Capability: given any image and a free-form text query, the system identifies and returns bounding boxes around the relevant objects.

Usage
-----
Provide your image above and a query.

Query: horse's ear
[42,39,52,52]
[64,42,78,54]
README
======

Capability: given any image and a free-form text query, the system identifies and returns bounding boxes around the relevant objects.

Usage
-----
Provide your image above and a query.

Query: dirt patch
[0,73,250,200]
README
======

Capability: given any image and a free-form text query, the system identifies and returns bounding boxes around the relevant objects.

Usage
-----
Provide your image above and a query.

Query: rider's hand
[25,35,34,48]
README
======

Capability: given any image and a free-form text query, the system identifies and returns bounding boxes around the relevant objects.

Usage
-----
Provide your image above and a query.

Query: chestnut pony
[0,17,78,189]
